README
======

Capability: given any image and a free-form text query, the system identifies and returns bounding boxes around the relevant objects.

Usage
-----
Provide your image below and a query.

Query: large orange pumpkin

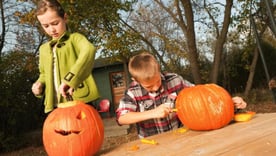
[176,84,234,130]
[43,101,104,156]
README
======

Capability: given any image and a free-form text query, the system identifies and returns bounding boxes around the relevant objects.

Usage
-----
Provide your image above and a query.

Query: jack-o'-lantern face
[43,101,104,156]
[52,110,85,136]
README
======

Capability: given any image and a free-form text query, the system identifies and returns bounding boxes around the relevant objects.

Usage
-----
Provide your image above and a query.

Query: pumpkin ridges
[204,85,233,129]
[199,88,214,129]
[176,84,234,131]
[85,104,104,154]
[77,103,104,155]
[193,86,219,129]
[211,84,233,126]
[75,105,91,155]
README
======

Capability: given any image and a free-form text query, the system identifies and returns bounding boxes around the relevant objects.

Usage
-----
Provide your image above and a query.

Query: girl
[31,0,100,113]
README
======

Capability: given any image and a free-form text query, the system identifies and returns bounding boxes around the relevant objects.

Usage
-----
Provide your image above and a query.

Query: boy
[116,52,247,138]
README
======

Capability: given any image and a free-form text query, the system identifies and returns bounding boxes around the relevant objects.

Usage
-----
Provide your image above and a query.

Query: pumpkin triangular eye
[77,111,86,120]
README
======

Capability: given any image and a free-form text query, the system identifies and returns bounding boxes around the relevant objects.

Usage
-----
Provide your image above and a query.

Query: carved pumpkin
[43,101,104,156]
[176,84,234,130]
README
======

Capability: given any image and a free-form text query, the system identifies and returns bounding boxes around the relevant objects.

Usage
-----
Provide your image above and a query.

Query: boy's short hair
[128,52,160,82]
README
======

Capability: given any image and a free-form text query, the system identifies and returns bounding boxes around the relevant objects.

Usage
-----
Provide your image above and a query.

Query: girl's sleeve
[63,33,96,88]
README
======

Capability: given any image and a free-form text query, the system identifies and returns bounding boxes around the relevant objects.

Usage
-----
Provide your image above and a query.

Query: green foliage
[254,41,276,86]
[0,51,45,152]
[235,88,274,105]
[18,0,140,62]
[223,45,253,92]
[219,40,276,94]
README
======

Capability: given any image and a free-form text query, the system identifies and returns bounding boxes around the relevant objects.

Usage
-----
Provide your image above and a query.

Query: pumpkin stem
[57,101,79,108]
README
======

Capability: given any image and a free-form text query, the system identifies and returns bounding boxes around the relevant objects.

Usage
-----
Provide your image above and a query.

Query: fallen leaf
[140,138,158,145]
[127,144,139,151]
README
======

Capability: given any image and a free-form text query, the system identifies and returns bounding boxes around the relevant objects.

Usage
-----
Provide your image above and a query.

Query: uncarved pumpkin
[43,100,104,156]
[176,84,234,130]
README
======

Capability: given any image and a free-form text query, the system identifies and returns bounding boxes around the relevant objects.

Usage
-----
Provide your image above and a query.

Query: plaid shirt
[116,72,194,138]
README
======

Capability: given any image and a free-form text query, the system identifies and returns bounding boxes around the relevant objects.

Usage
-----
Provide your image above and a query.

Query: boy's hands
[232,96,247,109]
[152,104,172,118]
[117,103,175,125]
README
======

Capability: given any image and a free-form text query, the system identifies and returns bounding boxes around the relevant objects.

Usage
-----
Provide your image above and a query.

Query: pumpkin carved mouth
[54,129,81,136]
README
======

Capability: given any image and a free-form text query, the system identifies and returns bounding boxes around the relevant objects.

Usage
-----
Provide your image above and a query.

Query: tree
[0,0,29,58]
[123,2,189,75]
[0,50,44,151]
[18,0,138,55]
[205,0,233,83]
[124,0,235,84]
[14,0,276,92]
[152,0,202,83]
[233,0,276,95]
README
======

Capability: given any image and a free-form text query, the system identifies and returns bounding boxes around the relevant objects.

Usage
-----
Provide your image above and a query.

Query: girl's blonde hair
[35,0,65,17]
[128,52,160,82]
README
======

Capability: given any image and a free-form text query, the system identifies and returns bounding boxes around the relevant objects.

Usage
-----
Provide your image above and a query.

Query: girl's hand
[59,82,74,98]
[32,82,44,96]
[232,96,247,109]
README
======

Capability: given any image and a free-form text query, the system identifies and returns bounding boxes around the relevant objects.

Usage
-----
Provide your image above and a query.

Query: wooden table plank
[219,132,276,156]
[102,113,276,156]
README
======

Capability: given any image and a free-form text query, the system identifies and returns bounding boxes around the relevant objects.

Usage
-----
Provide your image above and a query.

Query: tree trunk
[210,0,233,83]
[244,47,259,96]
[0,0,6,59]
[154,0,202,84]
[181,0,202,84]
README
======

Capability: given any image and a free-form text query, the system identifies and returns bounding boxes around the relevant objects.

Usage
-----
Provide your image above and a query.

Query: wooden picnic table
[101,113,276,156]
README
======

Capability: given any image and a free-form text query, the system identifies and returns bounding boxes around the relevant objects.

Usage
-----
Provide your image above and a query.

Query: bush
[234,88,274,104]
[0,51,45,152]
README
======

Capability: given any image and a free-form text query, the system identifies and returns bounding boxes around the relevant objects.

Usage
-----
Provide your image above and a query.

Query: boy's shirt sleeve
[116,89,138,119]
